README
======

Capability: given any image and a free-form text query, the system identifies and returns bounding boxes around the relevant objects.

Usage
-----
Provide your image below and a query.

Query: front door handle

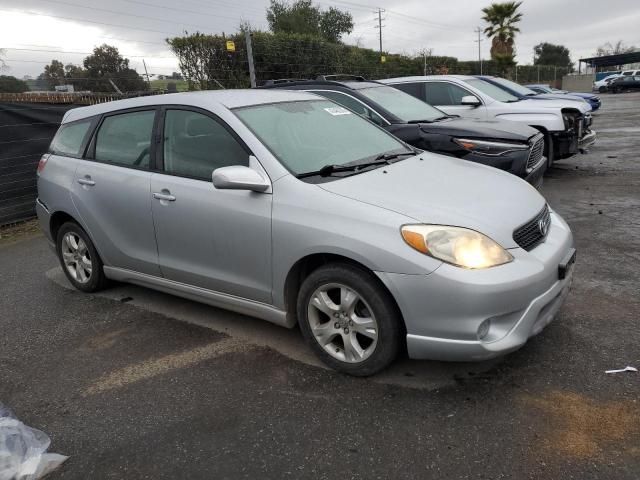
[77,177,95,186]
[153,192,176,202]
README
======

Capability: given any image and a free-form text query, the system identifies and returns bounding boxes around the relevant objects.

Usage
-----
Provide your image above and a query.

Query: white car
[381,75,595,166]
[593,74,622,92]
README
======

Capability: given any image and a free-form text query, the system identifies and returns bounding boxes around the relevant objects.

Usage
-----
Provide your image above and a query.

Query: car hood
[505,97,591,114]
[319,154,545,249]
[417,117,538,142]
[523,95,592,111]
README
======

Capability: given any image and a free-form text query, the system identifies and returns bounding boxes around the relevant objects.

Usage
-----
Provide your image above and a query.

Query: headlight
[401,225,513,269]
[452,138,528,156]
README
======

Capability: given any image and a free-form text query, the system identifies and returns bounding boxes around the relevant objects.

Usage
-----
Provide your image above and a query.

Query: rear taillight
[37,154,50,175]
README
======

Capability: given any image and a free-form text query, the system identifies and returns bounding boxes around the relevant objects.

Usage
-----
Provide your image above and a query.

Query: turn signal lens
[401,225,513,269]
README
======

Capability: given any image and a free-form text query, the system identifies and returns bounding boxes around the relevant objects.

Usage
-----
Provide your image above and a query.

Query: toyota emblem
[538,217,549,236]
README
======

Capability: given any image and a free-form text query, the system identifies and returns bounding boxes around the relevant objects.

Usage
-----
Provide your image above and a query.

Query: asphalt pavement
[1,92,639,479]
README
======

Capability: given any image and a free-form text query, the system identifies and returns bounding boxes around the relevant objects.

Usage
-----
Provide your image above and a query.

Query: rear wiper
[296,151,416,178]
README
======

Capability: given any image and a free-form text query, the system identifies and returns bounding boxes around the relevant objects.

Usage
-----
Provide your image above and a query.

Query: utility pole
[374,8,385,62]
[142,59,151,89]
[245,29,256,88]
[474,27,483,75]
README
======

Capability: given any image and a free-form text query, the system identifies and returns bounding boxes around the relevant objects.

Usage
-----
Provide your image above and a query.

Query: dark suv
[608,76,640,93]
[261,76,546,187]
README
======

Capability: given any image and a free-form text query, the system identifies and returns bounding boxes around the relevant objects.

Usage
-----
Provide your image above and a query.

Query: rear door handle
[153,192,176,202]
[77,177,95,186]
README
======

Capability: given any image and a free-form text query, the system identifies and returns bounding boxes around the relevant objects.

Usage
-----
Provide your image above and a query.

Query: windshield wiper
[374,150,417,161]
[296,151,416,178]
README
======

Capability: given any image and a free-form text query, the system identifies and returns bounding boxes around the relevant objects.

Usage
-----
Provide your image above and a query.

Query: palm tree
[481,1,523,63]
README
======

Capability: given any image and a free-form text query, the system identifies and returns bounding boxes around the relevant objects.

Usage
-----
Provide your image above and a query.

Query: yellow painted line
[84,338,247,395]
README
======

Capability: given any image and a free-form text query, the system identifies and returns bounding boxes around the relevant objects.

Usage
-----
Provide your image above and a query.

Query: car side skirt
[103,267,294,328]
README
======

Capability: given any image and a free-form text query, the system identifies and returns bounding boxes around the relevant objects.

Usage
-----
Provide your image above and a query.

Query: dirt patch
[520,390,640,460]
[0,219,41,245]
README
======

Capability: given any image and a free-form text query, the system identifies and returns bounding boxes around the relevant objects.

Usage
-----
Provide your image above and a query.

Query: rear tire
[56,221,108,293]
[598,86,606,93]
[297,263,402,376]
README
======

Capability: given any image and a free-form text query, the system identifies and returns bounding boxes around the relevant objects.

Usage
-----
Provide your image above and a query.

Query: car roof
[379,75,475,84]
[62,89,319,124]
[261,79,384,90]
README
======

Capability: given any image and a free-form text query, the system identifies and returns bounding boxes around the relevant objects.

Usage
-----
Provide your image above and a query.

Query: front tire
[297,263,402,376]
[56,221,108,293]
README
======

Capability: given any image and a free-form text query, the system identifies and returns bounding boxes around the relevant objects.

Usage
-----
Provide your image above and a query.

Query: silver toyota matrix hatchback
[36,90,576,376]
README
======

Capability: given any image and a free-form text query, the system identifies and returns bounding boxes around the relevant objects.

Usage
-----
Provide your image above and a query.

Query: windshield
[234,100,410,175]
[358,85,444,122]
[487,77,538,96]
[463,78,520,102]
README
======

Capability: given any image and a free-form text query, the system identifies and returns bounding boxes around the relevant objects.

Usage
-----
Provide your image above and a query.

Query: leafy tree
[42,59,66,89]
[64,63,88,90]
[533,42,573,70]
[482,1,522,73]
[266,0,353,43]
[0,48,6,70]
[594,40,636,56]
[82,44,147,92]
[0,75,29,93]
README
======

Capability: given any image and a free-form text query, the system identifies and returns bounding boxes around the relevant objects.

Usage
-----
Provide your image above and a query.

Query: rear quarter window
[48,119,92,157]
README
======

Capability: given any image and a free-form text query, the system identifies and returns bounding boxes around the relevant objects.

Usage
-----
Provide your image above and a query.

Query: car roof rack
[260,78,310,86]
[316,74,367,82]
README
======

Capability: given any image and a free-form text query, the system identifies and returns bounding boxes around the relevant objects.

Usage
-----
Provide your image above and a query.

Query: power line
[5,47,176,60]
[30,0,263,32]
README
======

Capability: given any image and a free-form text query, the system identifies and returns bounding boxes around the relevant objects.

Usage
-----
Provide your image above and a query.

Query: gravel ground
[1,92,639,479]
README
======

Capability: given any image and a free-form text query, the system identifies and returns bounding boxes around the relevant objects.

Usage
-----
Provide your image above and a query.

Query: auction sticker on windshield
[324,107,352,116]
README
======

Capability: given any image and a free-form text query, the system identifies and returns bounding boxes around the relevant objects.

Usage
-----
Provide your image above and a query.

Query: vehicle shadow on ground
[46,266,503,390]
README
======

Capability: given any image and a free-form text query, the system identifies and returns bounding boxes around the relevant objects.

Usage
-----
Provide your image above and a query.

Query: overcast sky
[1,0,639,79]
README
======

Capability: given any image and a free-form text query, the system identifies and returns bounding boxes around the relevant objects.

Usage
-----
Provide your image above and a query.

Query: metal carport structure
[578,52,640,73]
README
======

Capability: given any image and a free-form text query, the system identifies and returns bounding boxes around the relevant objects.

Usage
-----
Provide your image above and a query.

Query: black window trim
[156,104,254,183]
[84,106,161,173]
[48,116,98,159]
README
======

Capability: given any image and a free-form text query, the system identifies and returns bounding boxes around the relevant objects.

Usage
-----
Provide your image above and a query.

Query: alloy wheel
[61,231,93,284]
[307,283,378,363]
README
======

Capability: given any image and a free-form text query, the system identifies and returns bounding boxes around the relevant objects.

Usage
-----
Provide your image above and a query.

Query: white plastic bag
[0,403,68,480]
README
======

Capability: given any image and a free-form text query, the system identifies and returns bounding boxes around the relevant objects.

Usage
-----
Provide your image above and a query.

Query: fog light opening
[477,319,491,341]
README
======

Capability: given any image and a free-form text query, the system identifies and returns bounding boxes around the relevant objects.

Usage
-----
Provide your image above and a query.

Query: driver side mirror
[461,95,481,107]
[212,165,270,192]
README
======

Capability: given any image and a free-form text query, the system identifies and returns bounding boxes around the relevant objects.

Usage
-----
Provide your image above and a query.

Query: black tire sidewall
[56,222,106,292]
[297,263,402,376]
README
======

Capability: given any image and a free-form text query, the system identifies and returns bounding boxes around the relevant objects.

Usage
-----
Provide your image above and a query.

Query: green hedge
[167,31,569,89]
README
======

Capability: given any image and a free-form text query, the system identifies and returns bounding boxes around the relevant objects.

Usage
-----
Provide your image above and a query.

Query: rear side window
[425,82,475,105]
[95,110,155,168]
[393,82,425,101]
[49,120,92,157]
[163,109,249,180]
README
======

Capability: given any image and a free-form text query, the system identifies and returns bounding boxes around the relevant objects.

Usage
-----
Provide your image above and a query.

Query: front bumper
[376,210,575,361]
[579,130,597,150]
[465,148,545,189]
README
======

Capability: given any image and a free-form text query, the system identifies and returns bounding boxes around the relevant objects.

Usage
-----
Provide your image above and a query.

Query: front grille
[526,135,544,172]
[513,204,551,251]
